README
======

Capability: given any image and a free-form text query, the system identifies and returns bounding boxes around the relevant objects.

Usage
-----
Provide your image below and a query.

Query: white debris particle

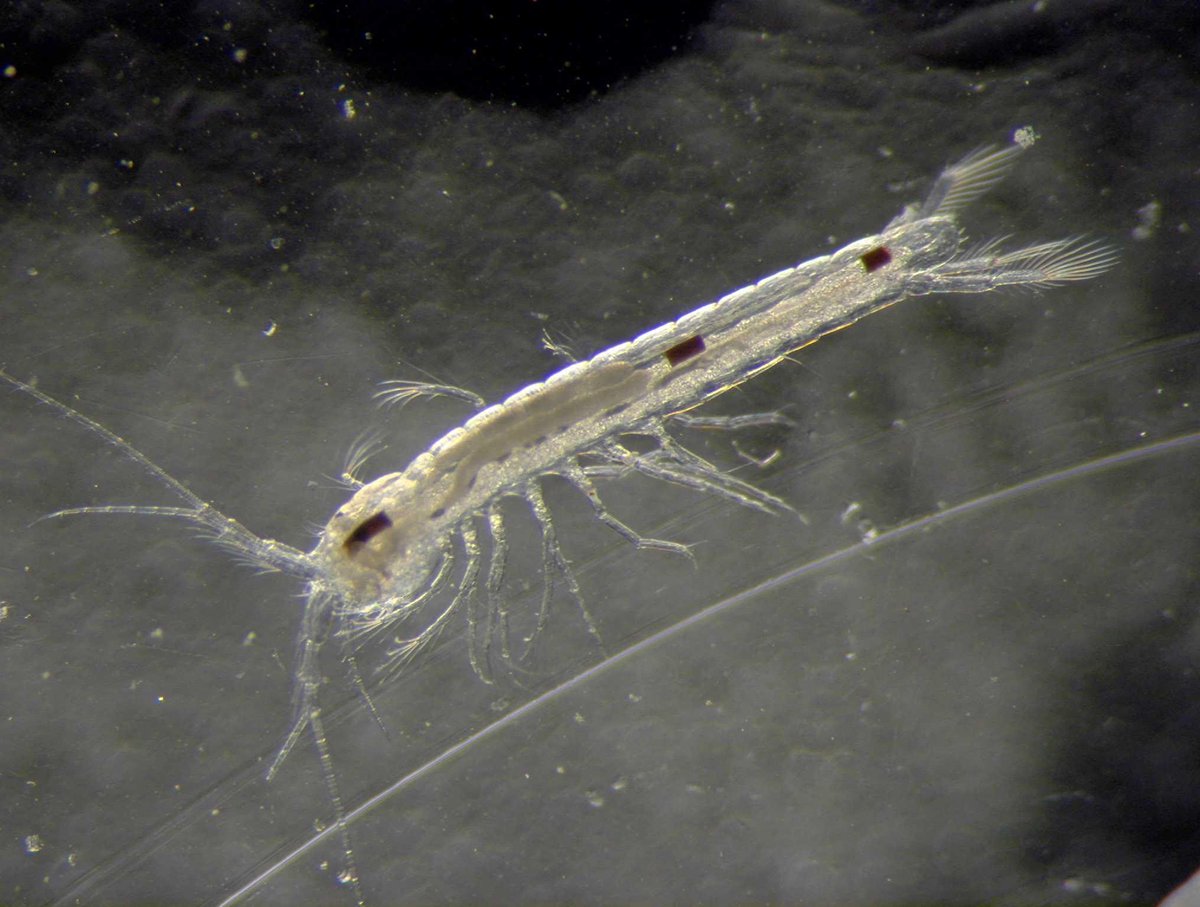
[1013,126,1039,149]
[1132,199,1161,241]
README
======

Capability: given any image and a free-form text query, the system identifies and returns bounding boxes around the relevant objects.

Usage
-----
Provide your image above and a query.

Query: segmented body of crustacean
[1,137,1117,904]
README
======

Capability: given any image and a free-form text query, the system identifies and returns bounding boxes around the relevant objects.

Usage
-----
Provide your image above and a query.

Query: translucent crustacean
[1,135,1117,904]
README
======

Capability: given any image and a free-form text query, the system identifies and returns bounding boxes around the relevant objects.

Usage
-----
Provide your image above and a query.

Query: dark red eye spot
[664,334,705,367]
[860,246,892,272]
[343,511,392,553]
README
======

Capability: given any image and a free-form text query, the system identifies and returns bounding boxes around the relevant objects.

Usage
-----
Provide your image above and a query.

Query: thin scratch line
[217,425,1200,906]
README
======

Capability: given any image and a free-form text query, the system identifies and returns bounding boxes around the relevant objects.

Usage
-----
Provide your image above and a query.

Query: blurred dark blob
[298,0,718,110]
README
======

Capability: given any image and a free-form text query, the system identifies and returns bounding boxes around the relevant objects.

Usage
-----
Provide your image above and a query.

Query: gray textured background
[2,1,1199,904]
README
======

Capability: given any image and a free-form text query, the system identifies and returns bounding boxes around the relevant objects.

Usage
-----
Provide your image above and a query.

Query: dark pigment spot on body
[664,334,705,366]
[344,511,393,553]
[860,246,892,272]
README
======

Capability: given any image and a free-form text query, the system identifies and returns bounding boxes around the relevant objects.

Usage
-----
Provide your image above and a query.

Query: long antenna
[1,369,314,578]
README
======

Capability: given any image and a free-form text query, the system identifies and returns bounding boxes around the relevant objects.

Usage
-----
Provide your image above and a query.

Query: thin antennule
[0,369,314,578]
[373,379,485,410]
[339,429,388,488]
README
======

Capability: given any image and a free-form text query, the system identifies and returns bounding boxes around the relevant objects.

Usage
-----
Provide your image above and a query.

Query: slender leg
[484,502,520,668]
[308,706,366,907]
[337,545,455,646]
[524,479,607,659]
[607,433,795,517]
[669,411,794,431]
[561,461,694,562]
[387,526,480,668]
[264,590,366,905]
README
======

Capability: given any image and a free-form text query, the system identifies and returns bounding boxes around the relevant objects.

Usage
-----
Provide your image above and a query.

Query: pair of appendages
[332,398,796,689]
[5,367,792,904]
[265,394,794,905]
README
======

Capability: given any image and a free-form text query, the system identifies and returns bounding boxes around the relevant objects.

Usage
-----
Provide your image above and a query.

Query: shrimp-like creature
[1,138,1116,903]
